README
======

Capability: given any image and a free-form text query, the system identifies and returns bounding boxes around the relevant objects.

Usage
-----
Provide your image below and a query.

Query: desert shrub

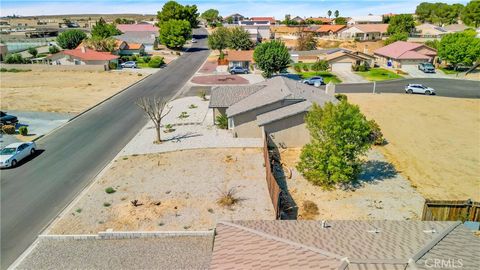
[163,124,175,133]
[18,126,28,136]
[302,63,309,71]
[103,202,111,207]
[311,60,329,71]
[293,64,301,72]
[368,120,385,145]
[105,187,116,194]
[216,114,228,129]
[0,68,31,73]
[178,111,189,119]
[5,53,24,64]
[2,125,16,134]
[148,56,165,68]
[334,93,348,102]
[48,45,60,54]
[217,187,240,208]
[27,47,38,57]
[143,56,151,63]
[198,89,207,101]
[108,62,117,70]
[188,104,198,109]
[300,200,319,220]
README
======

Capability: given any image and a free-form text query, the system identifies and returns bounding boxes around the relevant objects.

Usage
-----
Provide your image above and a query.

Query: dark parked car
[229,66,249,74]
[418,62,435,73]
[0,111,18,125]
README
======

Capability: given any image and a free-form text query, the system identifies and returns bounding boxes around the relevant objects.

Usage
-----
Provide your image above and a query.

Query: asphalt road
[333,78,480,98]
[0,28,210,269]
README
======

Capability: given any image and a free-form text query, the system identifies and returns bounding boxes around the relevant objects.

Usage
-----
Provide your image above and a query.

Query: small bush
[75,208,82,213]
[198,89,207,101]
[163,124,175,133]
[311,60,329,71]
[148,56,165,68]
[334,93,348,102]
[368,120,385,145]
[293,64,301,72]
[188,104,198,109]
[5,53,24,64]
[302,63,309,72]
[143,56,151,63]
[178,111,189,119]
[18,126,28,136]
[217,188,241,208]
[2,125,16,135]
[48,45,60,54]
[27,47,38,57]
[108,62,117,70]
[216,114,228,129]
[301,200,319,220]
[105,187,116,194]
[103,202,111,207]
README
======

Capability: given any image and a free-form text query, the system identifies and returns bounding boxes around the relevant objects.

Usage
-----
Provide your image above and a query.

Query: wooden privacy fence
[263,135,281,219]
[422,199,480,222]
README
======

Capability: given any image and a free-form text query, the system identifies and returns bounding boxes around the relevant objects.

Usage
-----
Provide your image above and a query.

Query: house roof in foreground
[16,233,213,269]
[211,220,479,270]
[114,31,158,45]
[116,24,159,32]
[225,50,255,62]
[348,23,389,33]
[256,100,312,126]
[224,76,337,117]
[209,84,265,108]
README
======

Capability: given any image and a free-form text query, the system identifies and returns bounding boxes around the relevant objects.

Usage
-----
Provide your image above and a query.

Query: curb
[32,73,153,143]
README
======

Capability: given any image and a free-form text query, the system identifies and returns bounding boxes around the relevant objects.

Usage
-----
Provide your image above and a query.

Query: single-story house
[114,40,145,55]
[224,13,244,24]
[290,48,346,63]
[210,220,479,269]
[250,17,276,25]
[225,50,255,69]
[46,46,119,68]
[347,15,383,25]
[307,17,332,25]
[314,24,347,37]
[374,41,437,68]
[325,50,375,72]
[226,25,272,41]
[209,76,338,147]
[116,24,159,33]
[339,24,389,40]
[443,23,469,33]
[413,23,449,38]
[114,31,157,52]
[291,16,305,24]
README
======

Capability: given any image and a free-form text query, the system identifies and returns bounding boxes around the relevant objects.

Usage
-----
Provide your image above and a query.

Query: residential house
[347,15,383,25]
[116,24,159,33]
[226,24,272,42]
[291,16,305,24]
[250,17,276,25]
[114,32,157,52]
[114,40,145,56]
[325,50,375,71]
[225,50,255,69]
[210,220,479,269]
[311,24,346,37]
[290,48,346,63]
[339,24,389,40]
[224,13,244,24]
[46,46,119,68]
[443,23,469,33]
[307,17,333,25]
[209,76,338,147]
[374,41,437,68]
[413,23,449,38]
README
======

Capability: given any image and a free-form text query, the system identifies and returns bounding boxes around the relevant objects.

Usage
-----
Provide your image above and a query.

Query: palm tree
[327,10,332,18]
[334,10,339,18]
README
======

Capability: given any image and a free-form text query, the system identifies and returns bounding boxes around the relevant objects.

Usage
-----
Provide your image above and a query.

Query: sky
[0,0,471,18]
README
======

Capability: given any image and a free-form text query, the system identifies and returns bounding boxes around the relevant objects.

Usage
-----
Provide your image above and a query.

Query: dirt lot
[280,149,424,220]
[0,70,143,114]
[49,148,274,234]
[347,93,480,201]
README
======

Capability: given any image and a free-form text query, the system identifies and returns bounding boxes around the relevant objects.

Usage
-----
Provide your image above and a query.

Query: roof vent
[321,220,330,228]
[367,227,381,233]
[423,228,437,234]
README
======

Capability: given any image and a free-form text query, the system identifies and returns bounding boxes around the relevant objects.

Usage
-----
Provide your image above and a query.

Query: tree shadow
[347,160,398,189]
[268,141,298,220]
[163,132,202,142]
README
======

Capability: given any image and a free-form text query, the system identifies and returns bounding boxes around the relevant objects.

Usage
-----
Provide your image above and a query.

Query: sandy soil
[49,148,274,234]
[347,93,480,201]
[279,149,424,220]
[0,70,143,114]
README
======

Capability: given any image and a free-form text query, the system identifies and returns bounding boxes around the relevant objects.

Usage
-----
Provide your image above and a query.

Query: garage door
[331,62,352,72]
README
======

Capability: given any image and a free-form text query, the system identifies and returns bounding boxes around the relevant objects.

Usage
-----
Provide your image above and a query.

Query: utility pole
[373,81,376,94]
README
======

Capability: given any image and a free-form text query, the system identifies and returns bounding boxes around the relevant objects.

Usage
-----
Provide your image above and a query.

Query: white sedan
[405,84,436,95]
[0,142,37,168]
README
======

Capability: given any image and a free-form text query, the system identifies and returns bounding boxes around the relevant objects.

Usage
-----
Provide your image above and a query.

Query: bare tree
[136,96,172,144]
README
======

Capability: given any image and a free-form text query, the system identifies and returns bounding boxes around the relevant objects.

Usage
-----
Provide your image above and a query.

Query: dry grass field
[347,93,480,201]
[0,70,143,114]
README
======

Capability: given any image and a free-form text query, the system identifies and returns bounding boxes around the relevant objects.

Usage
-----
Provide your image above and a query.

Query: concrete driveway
[401,65,450,78]
[332,70,368,83]
[0,111,72,148]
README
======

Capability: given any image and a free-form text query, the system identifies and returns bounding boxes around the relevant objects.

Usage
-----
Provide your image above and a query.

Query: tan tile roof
[351,23,389,33]
[226,50,254,62]
[271,25,305,34]
[317,24,346,33]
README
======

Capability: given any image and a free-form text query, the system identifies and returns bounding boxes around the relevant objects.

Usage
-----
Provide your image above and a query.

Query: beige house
[209,77,338,147]
[46,47,119,68]
[339,24,389,40]
[414,23,449,38]
[374,41,437,68]
[324,51,375,72]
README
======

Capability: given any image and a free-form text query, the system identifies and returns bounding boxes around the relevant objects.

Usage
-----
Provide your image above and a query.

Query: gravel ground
[122,96,262,156]
[49,148,275,234]
[280,149,425,220]
[16,235,213,269]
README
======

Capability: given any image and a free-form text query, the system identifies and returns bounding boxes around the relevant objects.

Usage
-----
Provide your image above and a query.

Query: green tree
[157,1,199,28]
[311,60,329,71]
[91,18,122,38]
[416,2,464,25]
[334,17,347,25]
[201,9,219,23]
[56,29,87,49]
[416,2,434,23]
[387,14,415,35]
[5,53,24,64]
[208,26,230,55]
[438,30,480,68]
[327,10,332,18]
[83,37,117,52]
[461,0,480,27]
[48,45,60,54]
[27,47,38,57]
[159,19,192,49]
[334,10,339,18]
[384,32,408,45]
[297,102,373,188]
[228,27,254,50]
[424,39,439,50]
[296,31,316,51]
[227,17,233,24]
[253,40,291,78]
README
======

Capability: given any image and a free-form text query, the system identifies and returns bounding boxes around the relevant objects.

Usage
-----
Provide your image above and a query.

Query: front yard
[49,148,275,234]
[355,68,403,81]
[297,71,342,84]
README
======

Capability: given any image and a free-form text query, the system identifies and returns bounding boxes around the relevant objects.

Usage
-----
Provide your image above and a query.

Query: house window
[74,59,81,65]
[228,117,234,129]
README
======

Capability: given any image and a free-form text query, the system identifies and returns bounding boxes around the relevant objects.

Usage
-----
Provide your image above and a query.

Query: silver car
[121,61,137,68]
[0,142,37,168]
[405,84,435,95]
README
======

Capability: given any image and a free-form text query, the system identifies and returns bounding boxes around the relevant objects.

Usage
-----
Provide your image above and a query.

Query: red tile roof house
[374,41,437,68]
[46,46,119,69]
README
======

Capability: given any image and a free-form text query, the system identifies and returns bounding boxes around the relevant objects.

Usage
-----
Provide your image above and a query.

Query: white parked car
[191,38,197,43]
[0,142,37,168]
[405,84,435,95]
